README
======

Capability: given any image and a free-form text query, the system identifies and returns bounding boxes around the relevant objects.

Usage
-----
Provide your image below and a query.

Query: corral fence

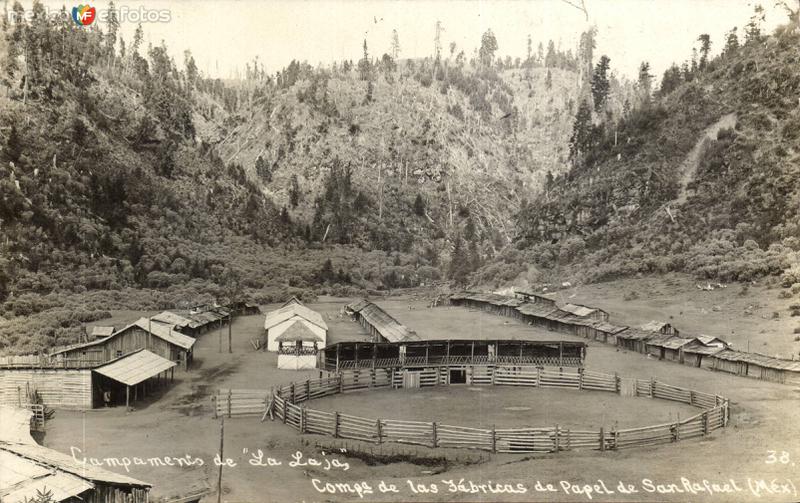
[213,366,729,454]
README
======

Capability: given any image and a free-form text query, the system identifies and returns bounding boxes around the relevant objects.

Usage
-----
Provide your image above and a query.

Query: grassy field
[39,288,800,502]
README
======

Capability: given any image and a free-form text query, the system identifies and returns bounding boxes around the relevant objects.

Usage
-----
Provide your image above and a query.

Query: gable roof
[132,318,196,350]
[151,311,193,329]
[560,303,599,317]
[275,322,325,343]
[51,318,195,357]
[356,302,420,343]
[695,335,727,346]
[282,296,303,307]
[641,320,672,332]
[90,326,115,337]
[264,303,328,331]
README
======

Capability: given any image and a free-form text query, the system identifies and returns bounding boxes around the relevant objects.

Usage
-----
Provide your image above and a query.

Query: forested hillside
[479,11,800,289]
[1,1,798,353]
[0,2,607,352]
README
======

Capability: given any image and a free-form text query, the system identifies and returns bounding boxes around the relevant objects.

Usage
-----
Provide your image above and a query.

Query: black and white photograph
[0,0,799,501]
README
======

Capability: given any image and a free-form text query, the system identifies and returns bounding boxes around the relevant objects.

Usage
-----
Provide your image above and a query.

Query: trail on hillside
[674,112,737,205]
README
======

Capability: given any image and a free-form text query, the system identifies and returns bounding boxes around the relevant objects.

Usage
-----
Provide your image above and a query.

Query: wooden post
[702,411,709,435]
[614,373,620,394]
[227,389,232,418]
[305,380,311,402]
[338,373,344,394]
[491,366,496,386]
[300,407,306,433]
[554,424,560,452]
[290,383,295,403]
[432,422,438,448]
[536,367,541,387]
[491,425,496,453]
[126,386,130,410]
[335,344,340,371]
[612,427,618,450]
[650,377,655,398]
[212,395,217,419]
[216,417,224,503]
[333,411,340,437]
[599,427,605,451]
[282,397,288,424]
[228,315,232,353]
[558,341,563,367]
[689,390,695,406]
[578,368,583,390]
[376,419,383,444]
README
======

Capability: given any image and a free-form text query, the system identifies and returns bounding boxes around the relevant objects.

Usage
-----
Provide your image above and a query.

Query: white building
[263,301,328,353]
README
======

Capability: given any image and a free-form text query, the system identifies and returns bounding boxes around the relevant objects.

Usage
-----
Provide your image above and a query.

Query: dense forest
[0,1,798,352]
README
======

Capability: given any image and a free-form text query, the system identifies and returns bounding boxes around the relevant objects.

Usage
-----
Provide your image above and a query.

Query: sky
[31,0,790,81]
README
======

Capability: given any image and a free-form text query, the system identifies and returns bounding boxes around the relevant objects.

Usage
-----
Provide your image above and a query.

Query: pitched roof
[560,303,598,317]
[93,349,176,386]
[0,441,150,489]
[641,320,671,332]
[711,349,800,371]
[282,296,303,307]
[355,302,419,343]
[275,322,325,343]
[695,335,727,346]
[615,327,659,341]
[151,311,193,328]
[345,299,371,313]
[51,318,195,357]
[133,318,195,350]
[264,303,327,331]
[0,449,93,503]
[90,326,115,337]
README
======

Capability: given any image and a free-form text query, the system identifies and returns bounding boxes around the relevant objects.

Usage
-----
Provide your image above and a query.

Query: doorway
[449,369,467,384]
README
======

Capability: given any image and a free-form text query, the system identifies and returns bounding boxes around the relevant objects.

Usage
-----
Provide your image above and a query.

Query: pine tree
[724,27,739,57]
[5,124,22,163]
[413,194,425,216]
[638,61,653,102]
[590,55,610,113]
[289,174,300,207]
[697,34,711,70]
[478,29,498,67]
[358,39,371,81]
[568,99,594,168]
[448,234,469,284]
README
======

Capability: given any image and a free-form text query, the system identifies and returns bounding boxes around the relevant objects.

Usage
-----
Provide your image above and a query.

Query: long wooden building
[345,299,420,343]
[0,349,177,410]
[450,290,800,386]
[322,339,586,372]
[50,318,196,370]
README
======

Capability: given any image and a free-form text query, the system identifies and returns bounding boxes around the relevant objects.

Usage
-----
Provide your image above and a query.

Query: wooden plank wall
[0,369,93,409]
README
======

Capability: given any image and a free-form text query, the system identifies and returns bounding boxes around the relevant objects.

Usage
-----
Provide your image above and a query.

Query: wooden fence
[213,366,729,454]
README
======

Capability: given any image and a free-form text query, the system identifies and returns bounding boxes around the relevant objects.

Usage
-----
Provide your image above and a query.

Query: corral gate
[619,377,636,397]
[403,371,421,388]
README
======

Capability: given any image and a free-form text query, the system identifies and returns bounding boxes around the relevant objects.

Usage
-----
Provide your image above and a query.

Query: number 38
[765,451,791,464]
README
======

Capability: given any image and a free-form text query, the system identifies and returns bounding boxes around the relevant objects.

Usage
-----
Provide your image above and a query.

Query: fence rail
[214,365,729,455]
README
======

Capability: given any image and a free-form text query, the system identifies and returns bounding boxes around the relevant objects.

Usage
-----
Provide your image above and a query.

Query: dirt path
[674,112,737,205]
